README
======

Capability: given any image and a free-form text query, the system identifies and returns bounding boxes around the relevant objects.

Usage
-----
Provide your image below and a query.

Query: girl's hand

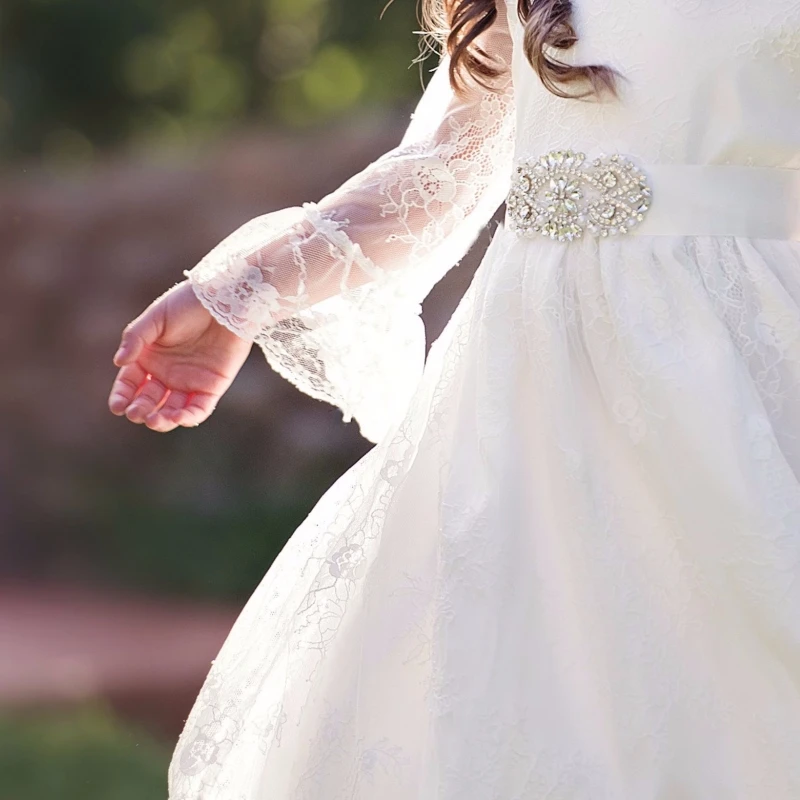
[108,280,253,432]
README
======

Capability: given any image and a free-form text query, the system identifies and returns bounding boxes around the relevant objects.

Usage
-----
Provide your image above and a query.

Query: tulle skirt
[169,226,800,799]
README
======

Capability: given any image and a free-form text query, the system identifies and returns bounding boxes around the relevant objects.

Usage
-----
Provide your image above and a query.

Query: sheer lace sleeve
[184,6,516,443]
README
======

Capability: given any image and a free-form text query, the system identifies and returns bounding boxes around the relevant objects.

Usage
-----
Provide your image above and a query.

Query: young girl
[109,0,800,796]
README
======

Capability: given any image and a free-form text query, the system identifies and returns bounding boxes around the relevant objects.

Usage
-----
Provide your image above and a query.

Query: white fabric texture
[172,0,800,797]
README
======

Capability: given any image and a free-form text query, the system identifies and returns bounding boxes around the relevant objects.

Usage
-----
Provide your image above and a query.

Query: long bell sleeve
[184,8,516,443]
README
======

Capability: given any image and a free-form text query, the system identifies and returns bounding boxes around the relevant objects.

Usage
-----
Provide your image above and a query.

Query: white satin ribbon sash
[636,164,800,240]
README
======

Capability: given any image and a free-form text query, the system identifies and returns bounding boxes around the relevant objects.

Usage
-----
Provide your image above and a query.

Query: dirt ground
[0,582,240,738]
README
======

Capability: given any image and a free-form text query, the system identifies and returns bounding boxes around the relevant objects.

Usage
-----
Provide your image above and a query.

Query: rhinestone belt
[506,150,653,242]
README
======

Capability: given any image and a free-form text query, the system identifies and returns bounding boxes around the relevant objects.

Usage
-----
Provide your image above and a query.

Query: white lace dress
[170,1,800,797]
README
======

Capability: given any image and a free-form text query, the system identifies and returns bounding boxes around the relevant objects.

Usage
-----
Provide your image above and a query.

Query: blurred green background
[0,0,422,162]
[0,0,484,796]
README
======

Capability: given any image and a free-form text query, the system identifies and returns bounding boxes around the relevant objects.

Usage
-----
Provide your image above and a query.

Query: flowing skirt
[169,227,800,799]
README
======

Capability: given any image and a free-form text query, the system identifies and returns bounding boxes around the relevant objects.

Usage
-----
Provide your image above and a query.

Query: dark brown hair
[422,0,618,99]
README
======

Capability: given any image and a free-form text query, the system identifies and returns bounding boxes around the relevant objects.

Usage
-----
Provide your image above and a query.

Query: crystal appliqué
[506,150,653,242]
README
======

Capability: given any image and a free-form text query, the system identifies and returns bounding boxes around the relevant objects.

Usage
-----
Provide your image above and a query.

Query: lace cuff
[185,204,386,339]
[184,203,425,442]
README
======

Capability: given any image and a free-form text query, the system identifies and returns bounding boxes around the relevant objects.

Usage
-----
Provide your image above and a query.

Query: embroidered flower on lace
[185,259,285,339]
[179,704,242,777]
[754,310,800,353]
[378,150,482,256]
[613,394,648,443]
[327,543,367,580]
[358,739,411,781]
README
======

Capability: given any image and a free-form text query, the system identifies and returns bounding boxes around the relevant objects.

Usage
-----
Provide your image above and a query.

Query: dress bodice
[508,0,800,168]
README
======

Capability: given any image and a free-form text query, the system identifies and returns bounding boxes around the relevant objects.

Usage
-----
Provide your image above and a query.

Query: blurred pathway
[0,583,239,736]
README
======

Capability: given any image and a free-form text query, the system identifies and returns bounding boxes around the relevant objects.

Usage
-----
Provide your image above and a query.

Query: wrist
[181,268,260,343]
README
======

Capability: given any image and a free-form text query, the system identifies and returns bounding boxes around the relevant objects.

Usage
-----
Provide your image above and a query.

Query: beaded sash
[506,149,800,242]
[507,150,652,242]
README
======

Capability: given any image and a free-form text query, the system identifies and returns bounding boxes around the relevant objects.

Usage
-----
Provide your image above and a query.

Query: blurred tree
[0,0,423,162]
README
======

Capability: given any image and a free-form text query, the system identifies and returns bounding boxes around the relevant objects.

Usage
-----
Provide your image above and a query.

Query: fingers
[124,375,169,424]
[144,406,182,433]
[166,393,219,428]
[113,309,162,368]
[109,366,174,428]
[143,390,188,433]
[110,356,220,432]
[108,362,148,416]
[154,390,189,420]
[142,391,219,432]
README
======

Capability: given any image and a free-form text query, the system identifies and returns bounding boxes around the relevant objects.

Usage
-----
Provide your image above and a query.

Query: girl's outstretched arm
[109,4,515,438]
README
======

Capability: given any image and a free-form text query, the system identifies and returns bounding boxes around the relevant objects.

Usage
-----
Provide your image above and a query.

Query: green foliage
[90,489,314,600]
[0,706,169,800]
[75,420,358,600]
[0,0,423,162]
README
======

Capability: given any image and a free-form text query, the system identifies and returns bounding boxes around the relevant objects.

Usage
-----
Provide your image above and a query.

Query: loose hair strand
[424,0,619,99]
